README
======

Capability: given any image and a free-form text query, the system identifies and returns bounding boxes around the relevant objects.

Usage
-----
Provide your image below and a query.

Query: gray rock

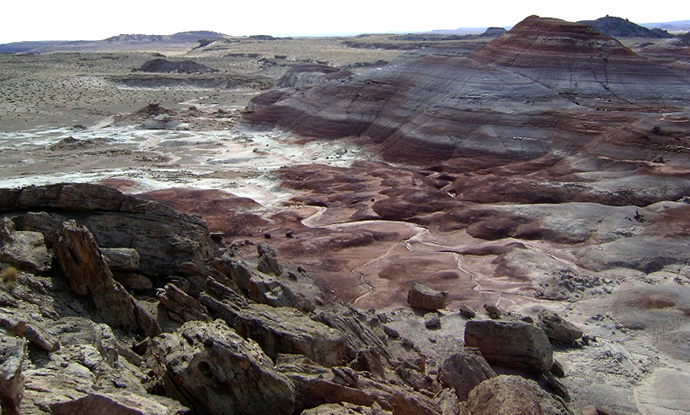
[256,242,283,276]
[457,303,476,319]
[147,319,296,415]
[483,304,501,319]
[53,220,161,337]
[22,323,61,352]
[408,282,447,311]
[212,256,297,307]
[200,295,348,367]
[156,283,211,323]
[439,349,497,401]
[0,334,26,415]
[0,217,52,274]
[537,309,583,343]
[383,325,401,339]
[101,247,141,272]
[464,320,553,374]
[425,313,441,329]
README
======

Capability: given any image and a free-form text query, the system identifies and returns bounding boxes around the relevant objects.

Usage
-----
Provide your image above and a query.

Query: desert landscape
[1,15,690,415]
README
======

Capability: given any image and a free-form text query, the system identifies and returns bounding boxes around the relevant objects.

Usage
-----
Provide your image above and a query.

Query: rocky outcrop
[211,255,298,307]
[459,375,573,415]
[53,220,161,337]
[0,217,51,274]
[464,320,553,374]
[408,282,447,311]
[256,242,284,276]
[147,319,296,415]
[200,295,349,367]
[277,355,441,415]
[1,183,218,279]
[101,247,141,272]
[0,334,26,415]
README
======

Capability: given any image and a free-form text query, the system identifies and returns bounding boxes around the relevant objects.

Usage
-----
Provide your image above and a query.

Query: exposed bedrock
[0,183,218,280]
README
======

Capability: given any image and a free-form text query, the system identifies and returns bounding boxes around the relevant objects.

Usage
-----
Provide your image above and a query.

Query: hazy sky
[2,0,687,44]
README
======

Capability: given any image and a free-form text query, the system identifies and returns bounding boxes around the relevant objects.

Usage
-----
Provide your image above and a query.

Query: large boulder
[0,217,51,274]
[459,375,573,415]
[53,220,161,337]
[464,320,553,374]
[537,309,583,343]
[147,319,296,415]
[0,334,26,415]
[408,282,447,311]
[438,349,497,401]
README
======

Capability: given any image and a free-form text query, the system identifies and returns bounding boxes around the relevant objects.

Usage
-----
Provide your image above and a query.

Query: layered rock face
[244,16,690,165]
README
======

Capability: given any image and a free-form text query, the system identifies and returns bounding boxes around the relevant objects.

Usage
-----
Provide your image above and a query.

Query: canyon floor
[2,28,690,414]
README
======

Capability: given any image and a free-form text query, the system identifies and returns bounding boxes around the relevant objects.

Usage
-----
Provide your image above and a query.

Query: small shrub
[1,266,18,291]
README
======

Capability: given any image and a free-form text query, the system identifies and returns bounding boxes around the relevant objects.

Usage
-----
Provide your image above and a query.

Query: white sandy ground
[0,119,374,207]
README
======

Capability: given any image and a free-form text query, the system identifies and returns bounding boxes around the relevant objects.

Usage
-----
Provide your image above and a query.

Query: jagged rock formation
[0,183,577,414]
[53,220,161,337]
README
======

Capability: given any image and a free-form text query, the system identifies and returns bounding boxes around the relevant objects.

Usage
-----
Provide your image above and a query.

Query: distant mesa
[134,58,218,74]
[0,30,226,54]
[579,15,673,38]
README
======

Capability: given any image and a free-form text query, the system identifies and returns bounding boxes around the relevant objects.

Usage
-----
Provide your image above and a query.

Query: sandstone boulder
[147,319,296,415]
[200,295,349,367]
[0,217,52,274]
[439,349,497,401]
[0,334,26,415]
[459,375,573,415]
[464,320,553,374]
[50,392,189,415]
[53,220,161,337]
[537,309,583,343]
[408,282,447,311]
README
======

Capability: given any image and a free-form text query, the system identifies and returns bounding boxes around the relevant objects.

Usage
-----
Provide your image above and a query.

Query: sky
[1,0,687,44]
